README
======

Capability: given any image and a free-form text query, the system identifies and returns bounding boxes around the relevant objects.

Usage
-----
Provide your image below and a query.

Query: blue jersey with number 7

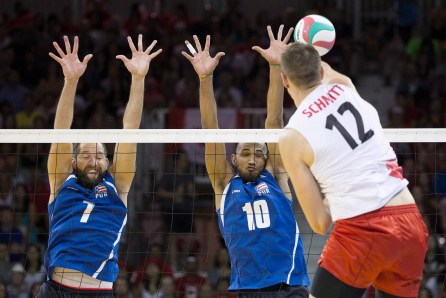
[217,169,310,290]
[45,171,127,282]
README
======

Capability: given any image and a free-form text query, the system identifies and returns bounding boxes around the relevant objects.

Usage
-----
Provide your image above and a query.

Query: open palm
[117,34,162,79]
[181,35,225,76]
[252,25,294,64]
[49,36,92,80]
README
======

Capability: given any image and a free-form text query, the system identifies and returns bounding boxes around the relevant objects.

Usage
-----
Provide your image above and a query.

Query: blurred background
[0,0,446,297]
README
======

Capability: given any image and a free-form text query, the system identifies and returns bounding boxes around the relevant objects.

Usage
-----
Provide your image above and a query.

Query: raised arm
[47,36,92,204]
[279,129,332,234]
[181,35,231,205]
[252,25,294,198]
[111,35,162,205]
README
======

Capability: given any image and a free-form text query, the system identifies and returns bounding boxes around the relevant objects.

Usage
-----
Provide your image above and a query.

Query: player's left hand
[252,25,293,65]
[117,34,162,78]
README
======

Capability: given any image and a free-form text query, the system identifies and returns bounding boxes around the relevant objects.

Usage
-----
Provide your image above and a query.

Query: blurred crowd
[0,0,446,297]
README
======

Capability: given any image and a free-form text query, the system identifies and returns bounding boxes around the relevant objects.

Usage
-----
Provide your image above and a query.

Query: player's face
[73,143,108,189]
[232,143,267,182]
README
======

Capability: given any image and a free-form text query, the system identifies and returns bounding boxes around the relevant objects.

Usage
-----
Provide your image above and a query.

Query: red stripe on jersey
[386,160,403,180]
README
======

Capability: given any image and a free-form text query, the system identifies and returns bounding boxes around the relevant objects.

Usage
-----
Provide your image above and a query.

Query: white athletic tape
[187,43,197,55]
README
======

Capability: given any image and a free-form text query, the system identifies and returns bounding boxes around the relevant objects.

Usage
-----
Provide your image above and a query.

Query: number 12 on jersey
[325,102,374,149]
[242,200,271,231]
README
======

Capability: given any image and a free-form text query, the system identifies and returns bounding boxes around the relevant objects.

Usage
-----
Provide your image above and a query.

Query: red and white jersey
[286,83,408,221]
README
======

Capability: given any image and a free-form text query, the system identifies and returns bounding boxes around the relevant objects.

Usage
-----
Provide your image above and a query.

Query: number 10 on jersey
[242,200,271,231]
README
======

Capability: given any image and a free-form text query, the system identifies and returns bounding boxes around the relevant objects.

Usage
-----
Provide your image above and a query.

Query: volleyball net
[1,128,446,296]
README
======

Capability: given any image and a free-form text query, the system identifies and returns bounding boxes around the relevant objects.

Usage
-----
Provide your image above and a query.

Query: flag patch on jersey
[255,182,270,195]
[95,185,108,198]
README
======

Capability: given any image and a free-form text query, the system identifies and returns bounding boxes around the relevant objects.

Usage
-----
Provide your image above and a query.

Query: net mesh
[0,130,444,297]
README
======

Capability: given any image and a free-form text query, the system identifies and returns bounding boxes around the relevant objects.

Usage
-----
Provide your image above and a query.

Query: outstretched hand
[181,35,225,76]
[116,34,162,79]
[49,36,92,80]
[252,25,294,64]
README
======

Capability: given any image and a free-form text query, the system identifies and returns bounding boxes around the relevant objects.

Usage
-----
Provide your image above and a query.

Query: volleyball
[293,14,336,56]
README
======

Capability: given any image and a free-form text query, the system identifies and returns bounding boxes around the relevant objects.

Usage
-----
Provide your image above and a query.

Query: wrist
[199,73,213,79]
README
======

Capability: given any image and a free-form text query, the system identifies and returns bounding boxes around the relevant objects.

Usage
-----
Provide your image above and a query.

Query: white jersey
[286,84,408,221]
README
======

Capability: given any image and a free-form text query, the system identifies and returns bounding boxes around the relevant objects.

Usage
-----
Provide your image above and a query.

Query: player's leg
[373,205,428,297]
[310,266,366,298]
[374,289,404,298]
[237,284,309,298]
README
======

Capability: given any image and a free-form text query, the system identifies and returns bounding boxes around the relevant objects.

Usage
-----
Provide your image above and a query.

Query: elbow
[312,225,329,235]
[310,217,332,235]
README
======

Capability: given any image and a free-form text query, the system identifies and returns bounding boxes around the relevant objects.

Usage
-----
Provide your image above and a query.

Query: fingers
[283,27,294,43]
[145,40,158,54]
[267,26,275,41]
[185,40,197,55]
[52,41,66,58]
[72,36,79,54]
[193,35,202,52]
[63,35,71,54]
[214,52,225,62]
[48,52,62,63]
[277,24,284,41]
[127,36,137,53]
[116,55,130,64]
[137,34,143,51]
[251,45,264,54]
[181,51,193,61]
[82,54,93,65]
[204,35,210,52]
[149,48,162,59]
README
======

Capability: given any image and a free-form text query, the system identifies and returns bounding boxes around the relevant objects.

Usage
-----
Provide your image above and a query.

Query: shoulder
[279,129,314,167]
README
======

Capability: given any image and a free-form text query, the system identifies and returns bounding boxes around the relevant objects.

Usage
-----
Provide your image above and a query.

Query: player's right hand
[181,35,225,77]
[49,35,92,80]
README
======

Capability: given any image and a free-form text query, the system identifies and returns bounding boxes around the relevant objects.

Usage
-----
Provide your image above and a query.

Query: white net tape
[1,128,446,143]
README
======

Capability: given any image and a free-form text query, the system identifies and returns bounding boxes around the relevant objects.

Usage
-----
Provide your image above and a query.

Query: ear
[71,158,76,170]
[281,73,290,89]
[231,154,237,167]
[105,158,110,169]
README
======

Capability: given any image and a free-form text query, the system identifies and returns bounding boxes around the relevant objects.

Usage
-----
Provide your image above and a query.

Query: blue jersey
[217,169,309,290]
[45,171,127,282]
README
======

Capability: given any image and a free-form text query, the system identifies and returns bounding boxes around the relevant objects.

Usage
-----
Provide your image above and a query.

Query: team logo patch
[95,185,108,198]
[255,182,270,196]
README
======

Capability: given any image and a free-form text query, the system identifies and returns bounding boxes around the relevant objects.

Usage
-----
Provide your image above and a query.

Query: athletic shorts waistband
[50,279,113,292]
[348,204,418,221]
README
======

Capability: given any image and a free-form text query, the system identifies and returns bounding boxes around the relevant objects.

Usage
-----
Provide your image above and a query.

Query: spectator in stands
[15,94,42,129]
[0,69,28,113]
[0,207,24,264]
[207,247,230,291]
[0,242,12,284]
[157,150,196,269]
[114,276,131,298]
[28,282,41,298]
[197,281,213,298]
[158,276,175,298]
[175,256,206,298]
[7,263,27,298]
[0,281,6,298]
[22,245,43,292]
[10,183,35,246]
[140,261,162,298]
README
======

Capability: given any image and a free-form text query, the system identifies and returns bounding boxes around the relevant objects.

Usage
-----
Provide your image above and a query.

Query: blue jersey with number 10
[45,171,127,282]
[217,169,310,290]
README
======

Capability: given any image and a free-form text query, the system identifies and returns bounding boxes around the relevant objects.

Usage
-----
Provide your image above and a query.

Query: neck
[292,82,322,108]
